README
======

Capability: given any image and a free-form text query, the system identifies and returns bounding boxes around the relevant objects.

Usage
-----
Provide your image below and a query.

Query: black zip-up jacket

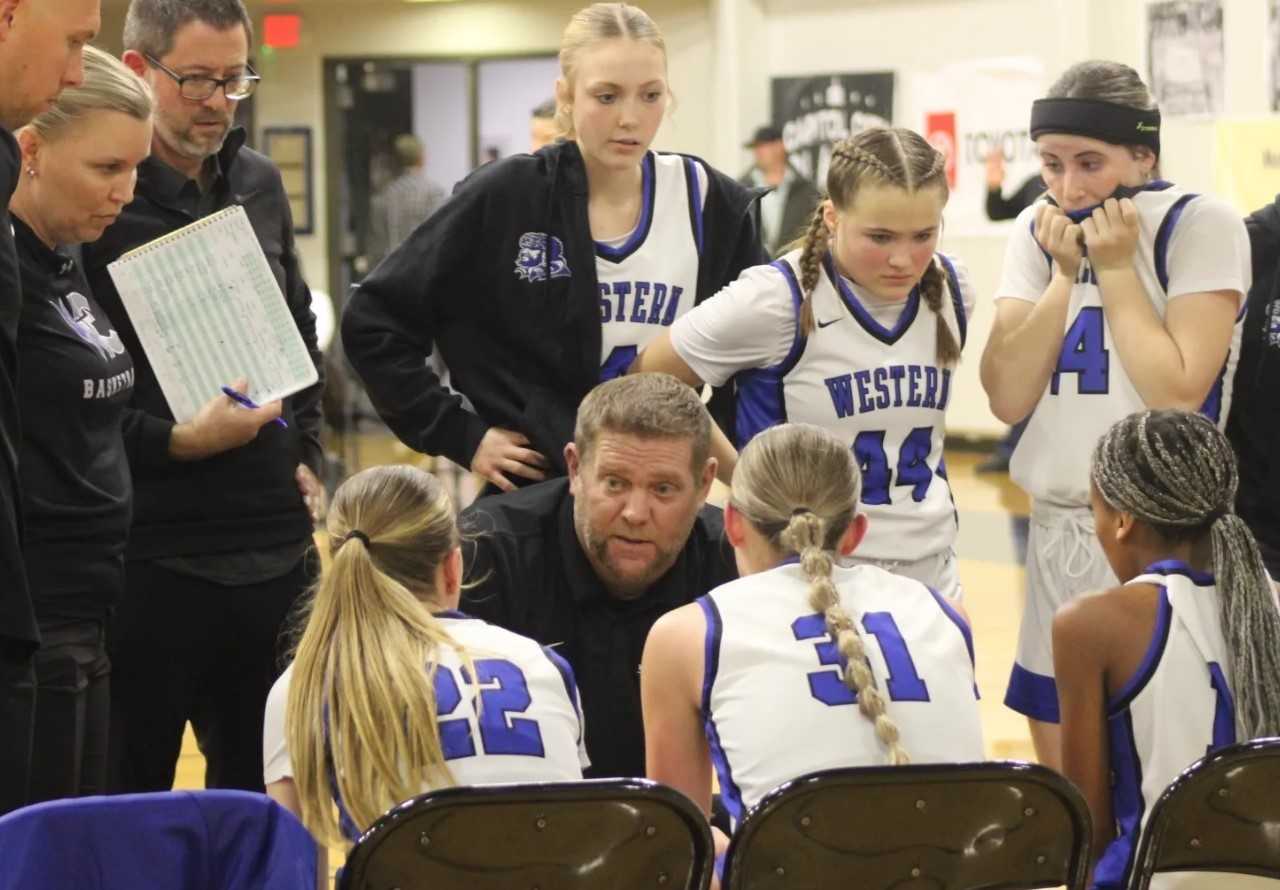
[0,127,38,653]
[1227,197,1280,553]
[80,128,324,561]
[343,140,766,474]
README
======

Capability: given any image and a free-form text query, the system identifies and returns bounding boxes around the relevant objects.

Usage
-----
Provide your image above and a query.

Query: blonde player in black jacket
[343,2,765,492]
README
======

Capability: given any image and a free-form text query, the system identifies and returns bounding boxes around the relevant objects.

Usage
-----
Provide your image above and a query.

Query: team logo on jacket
[514,232,571,282]
[1269,298,1280,349]
[53,291,126,361]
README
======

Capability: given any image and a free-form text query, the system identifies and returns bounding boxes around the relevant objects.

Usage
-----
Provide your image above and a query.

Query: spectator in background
[739,124,821,257]
[530,98,557,152]
[984,147,1044,222]
[366,134,448,268]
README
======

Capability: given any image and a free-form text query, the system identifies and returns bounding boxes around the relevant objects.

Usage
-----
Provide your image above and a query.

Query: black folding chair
[337,779,714,890]
[1127,737,1280,889]
[721,762,1091,890]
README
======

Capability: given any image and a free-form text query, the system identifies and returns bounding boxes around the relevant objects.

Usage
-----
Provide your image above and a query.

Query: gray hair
[573,373,710,475]
[25,45,153,142]
[123,0,254,58]
[1091,409,1280,740]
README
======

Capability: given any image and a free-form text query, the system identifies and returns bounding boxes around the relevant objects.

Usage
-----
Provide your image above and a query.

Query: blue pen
[220,385,289,428]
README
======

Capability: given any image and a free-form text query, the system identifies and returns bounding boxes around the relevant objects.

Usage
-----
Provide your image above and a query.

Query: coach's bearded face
[567,431,713,600]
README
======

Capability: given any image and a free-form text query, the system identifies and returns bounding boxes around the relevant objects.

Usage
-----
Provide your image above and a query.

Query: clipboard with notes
[107,204,318,423]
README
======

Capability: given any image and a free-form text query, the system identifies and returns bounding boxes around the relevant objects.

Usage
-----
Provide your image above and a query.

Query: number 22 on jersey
[433,659,546,759]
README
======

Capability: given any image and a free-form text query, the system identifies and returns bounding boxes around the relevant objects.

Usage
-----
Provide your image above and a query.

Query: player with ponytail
[1056,409,1280,888]
[641,423,983,834]
[263,465,587,848]
[633,127,975,598]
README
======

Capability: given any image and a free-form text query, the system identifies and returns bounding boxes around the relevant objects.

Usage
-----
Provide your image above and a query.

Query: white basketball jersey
[701,561,984,828]
[598,151,707,381]
[734,251,968,562]
[263,612,588,841]
[1008,186,1244,507]
[1093,561,1276,890]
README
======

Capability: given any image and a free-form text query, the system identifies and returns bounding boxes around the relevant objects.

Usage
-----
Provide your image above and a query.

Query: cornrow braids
[781,511,910,765]
[1092,410,1280,740]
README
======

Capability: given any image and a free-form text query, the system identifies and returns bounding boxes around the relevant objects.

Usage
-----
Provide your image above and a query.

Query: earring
[25,168,34,177]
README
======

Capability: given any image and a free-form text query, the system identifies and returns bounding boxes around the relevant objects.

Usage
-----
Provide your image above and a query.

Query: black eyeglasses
[144,53,260,101]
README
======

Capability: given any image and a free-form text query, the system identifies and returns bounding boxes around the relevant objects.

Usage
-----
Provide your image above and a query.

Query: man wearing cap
[739,124,822,257]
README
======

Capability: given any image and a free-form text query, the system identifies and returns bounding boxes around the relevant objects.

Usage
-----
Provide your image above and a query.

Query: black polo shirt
[459,478,737,779]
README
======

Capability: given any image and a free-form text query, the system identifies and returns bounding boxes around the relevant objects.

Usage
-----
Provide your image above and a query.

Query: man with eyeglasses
[81,0,326,795]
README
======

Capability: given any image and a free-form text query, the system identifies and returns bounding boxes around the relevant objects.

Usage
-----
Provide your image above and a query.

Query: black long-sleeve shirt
[80,128,324,562]
[343,140,765,476]
[986,175,1046,222]
[0,127,39,653]
[14,218,134,620]
[459,478,737,779]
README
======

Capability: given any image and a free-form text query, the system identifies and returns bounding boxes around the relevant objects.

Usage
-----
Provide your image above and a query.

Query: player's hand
[296,463,326,522]
[169,377,282,461]
[1035,203,1084,280]
[985,149,1006,190]
[1082,197,1140,272]
[470,427,548,492]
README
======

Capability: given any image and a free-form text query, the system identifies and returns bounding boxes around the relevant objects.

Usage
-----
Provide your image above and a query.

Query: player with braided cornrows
[642,423,982,838]
[1055,409,1280,889]
[982,61,1250,769]
[633,127,975,598]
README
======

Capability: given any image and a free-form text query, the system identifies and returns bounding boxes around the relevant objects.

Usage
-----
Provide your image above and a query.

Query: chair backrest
[338,779,714,890]
[0,789,317,890]
[721,762,1091,890]
[1127,737,1280,890]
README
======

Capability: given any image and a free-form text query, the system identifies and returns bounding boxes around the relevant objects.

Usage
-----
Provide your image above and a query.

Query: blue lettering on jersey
[824,367,953,418]
[792,611,931,707]
[599,281,683,328]
[432,659,547,760]
[1076,263,1099,286]
[1052,306,1110,395]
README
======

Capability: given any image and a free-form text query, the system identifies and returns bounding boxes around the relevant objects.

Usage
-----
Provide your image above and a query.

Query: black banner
[771,72,895,187]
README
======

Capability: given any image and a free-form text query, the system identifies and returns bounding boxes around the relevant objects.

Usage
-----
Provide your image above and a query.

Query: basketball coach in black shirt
[0,0,102,814]
[460,373,737,778]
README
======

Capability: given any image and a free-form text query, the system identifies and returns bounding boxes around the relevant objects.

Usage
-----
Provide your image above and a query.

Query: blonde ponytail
[285,466,471,845]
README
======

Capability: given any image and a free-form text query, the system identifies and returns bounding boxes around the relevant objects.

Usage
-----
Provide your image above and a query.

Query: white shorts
[1004,501,1117,723]
[845,547,963,601]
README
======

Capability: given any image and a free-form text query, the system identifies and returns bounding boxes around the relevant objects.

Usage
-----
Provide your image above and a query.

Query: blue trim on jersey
[937,254,967,348]
[1207,662,1238,752]
[1004,663,1059,722]
[927,586,979,700]
[434,609,481,621]
[1031,213,1053,269]
[542,646,584,745]
[595,152,656,263]
[826,254,920,345]
[1141,559,1214,587]
[683,156,705,256]
[732,260,809,448]
[1110,587,1173,713]
[1093,707,1146,889]
[1154,194,1198,294]
[697,595,746,828]
[1199,360,1228,424]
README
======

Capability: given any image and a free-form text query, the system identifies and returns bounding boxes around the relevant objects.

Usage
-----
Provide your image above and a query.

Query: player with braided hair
[632,127,976,597]
[983,61,1250,769]
[641,423,982,837]
[1055,409,1280,889]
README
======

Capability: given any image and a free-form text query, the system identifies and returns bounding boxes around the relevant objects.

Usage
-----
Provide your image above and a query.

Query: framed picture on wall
[262,126,314,235]
[1145,0,1225,116]
[770,72,895,188]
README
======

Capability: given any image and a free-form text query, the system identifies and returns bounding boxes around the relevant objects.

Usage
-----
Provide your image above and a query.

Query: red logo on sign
[925,112,957,189]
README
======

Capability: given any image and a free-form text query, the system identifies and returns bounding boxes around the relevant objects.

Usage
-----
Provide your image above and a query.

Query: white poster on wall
[907,58,1046,237]
[1145,0,1225,116]
[1270,0,1280,111]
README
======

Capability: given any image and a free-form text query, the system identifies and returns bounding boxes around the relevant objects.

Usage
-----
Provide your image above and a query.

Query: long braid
[730,423,909,766]
[1092,410,1280,739]
[796,205,830,334]
[782,511,910,765]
